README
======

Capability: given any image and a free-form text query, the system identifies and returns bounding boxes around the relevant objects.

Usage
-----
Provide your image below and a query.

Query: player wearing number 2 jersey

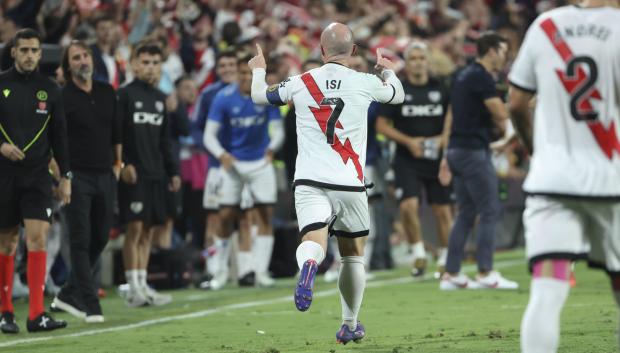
[508,1,620,351]
[250,22,404,344]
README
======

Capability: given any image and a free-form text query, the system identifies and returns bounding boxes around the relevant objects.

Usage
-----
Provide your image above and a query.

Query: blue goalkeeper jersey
[209,84,281,161]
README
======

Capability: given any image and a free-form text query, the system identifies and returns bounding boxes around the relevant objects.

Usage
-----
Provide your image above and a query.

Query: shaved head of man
[320,22,356,63]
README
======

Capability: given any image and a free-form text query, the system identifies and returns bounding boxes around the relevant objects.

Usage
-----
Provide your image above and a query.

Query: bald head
[320,23,355,61]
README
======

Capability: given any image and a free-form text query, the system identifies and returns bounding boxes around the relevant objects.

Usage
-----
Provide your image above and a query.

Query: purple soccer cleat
[294,259,318,311]
[336,322,365,345]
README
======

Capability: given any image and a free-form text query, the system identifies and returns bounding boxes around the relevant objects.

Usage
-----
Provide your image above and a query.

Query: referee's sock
[0,254,14,313]
[27,251,47,320]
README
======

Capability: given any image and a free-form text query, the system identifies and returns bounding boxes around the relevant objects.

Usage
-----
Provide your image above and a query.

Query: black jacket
[118,79,177,180]
[0,67,69,174]
[63,80,121,173]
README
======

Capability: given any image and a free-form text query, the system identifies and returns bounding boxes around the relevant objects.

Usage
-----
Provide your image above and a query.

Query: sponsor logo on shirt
[402,104,443,117]
[133,112,163,125]
[230,115,266,127]
[36,101,48,115]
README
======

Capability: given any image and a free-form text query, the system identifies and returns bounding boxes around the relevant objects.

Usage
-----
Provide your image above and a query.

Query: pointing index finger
[256,44,263,57]
[376,48,383,60]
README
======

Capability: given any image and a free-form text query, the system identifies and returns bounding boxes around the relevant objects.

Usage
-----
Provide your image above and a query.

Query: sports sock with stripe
[339,256,366,330]
[0,254,14,313]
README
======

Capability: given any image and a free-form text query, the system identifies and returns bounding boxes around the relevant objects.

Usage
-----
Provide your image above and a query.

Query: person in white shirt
[249,22,404,344]
[508,0,620,351]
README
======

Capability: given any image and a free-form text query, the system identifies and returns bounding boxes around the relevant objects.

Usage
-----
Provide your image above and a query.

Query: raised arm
[370,48,404,105]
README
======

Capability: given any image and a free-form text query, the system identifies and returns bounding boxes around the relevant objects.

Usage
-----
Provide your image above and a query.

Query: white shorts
[524,195,620,273]
[219,159,277,207]
[294,185,369,238]
[202,167,222,211]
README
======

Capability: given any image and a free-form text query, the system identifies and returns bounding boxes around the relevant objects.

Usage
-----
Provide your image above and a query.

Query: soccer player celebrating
[249,23,404,343]
[376,42,453,277]
[204,55,284,288]
[508,0,620,351]
[0,29,70,333]
[118,42,180,307]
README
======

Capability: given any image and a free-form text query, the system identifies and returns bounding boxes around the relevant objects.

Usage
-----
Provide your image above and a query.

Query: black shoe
[0,311,19,334]
[51,292,86,319]
[27,312,67,333]
[411,258,427,278]
[238,272,255,287]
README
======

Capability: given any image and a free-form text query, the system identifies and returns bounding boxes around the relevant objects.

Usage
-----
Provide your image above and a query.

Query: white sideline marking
[0,259,523,348]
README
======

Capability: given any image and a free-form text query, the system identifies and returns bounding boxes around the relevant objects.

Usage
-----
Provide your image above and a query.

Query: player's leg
[293,186,331,311]
[123,220,147,307]
[249,163,277,287]
[440,150,478,289]
[55,175,92,319]
[520,196,584,352]
[394,160,426,276]
[201,167,230,289]
[426,177,453,275]
[237,207,254,286]
[0,226,19,334]
[21,168,67,331]
[333,190,369,344]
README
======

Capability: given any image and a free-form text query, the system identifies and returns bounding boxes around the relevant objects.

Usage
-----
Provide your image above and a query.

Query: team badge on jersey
[130,202,143,214]
[135,101,143,109]
[155,101,164,112]
[405,94,413,102]
[428,91,441,102]
[232,106,241,114]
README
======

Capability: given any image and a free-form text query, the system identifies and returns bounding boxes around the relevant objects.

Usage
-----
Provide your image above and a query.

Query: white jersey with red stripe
[509,5,620,198]
[274,63,401,189]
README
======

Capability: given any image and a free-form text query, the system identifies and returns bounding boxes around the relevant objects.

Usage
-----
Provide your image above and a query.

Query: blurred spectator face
[217,56,237,84]
[237,62,252,94]
[68,44,94,82]
[11,37,41,74]
[176,79,197,105]
[0,17,16,43]
[96,19,115,46]
[302,61,321,72]
[491,42,508,72]
[405,47,429,77]
[349,56,368,73]
[135,53,162,85]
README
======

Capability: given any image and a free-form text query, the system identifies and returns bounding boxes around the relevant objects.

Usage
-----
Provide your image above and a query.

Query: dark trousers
[445,148,500,273]
[63,170,114,313]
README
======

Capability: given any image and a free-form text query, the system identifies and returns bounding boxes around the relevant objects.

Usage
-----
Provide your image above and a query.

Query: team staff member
[118,42,180,307]
[51,40,121,324]
[376,42,453,277]
[0,28,70,334]
[440,32,517,290]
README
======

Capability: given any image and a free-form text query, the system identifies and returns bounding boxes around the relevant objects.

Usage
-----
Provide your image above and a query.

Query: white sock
[411,242,426,260]
[521,278,570,353]
[237,251,253,278]
[253,235,274,275]
[295,240,325,270]
[138,269,148,289]
[339,256,366,330]
[437,247,448,267]
[206,236,225,276]
[125,270,140,292]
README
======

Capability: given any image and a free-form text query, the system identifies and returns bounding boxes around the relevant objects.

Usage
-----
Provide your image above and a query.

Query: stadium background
[1,1,616,352]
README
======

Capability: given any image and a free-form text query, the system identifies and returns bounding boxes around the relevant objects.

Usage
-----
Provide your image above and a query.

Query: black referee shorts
[393,159,453,205]
[119,178,167,226]
[0,166,53,228]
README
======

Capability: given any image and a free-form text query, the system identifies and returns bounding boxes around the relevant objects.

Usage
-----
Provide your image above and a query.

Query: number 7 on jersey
[320,97,344,145]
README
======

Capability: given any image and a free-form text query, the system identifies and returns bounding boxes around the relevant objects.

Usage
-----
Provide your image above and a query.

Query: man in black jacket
[0,28,69,334]
[51,40,122,324]
[118,42,180,307]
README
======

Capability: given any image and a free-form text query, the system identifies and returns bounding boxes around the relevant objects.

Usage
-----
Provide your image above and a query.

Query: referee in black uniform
[51,40,122,324]
[0,28,69,333]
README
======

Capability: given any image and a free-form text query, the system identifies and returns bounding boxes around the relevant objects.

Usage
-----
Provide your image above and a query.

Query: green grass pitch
[1,250,617,353]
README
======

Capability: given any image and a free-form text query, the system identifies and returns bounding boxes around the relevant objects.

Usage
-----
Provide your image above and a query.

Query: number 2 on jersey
[320,97,344,145]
